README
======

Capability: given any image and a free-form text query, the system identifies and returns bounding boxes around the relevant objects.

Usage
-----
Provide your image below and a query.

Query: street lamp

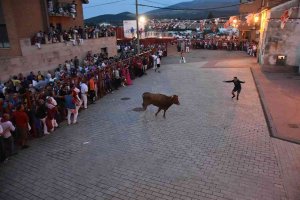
[232,19,238,28]
[254,15,259,23]
[139,16,146,24]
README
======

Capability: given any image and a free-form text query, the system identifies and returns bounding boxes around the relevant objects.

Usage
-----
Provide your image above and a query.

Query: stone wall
[259,0,300,67]
[0,36,117,81]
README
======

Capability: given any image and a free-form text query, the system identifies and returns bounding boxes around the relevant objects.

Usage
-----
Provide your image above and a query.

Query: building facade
[239,0,299,67]
[0,0,86,57]
[239,0,291,41]
[0,0,118,80]
[239,0,263,41]
[258,0,300,67]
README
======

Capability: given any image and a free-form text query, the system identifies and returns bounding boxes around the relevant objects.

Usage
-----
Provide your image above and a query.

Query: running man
[180,50,186,63]
[223,77,245,100]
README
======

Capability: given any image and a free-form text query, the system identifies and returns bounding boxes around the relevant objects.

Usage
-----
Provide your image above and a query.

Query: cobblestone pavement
[0,60,289,200]
[166,48,300,200]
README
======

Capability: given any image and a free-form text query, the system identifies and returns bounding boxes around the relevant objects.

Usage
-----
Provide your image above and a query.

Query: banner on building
[123,20,146,38]
[280,8,293,29]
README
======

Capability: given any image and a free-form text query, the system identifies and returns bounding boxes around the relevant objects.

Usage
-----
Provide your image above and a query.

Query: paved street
[0,52,297,200]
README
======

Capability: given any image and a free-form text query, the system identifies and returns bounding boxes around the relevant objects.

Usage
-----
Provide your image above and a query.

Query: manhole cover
[121,97,130,100]
[288,124,299,128]
[132,107,144,112]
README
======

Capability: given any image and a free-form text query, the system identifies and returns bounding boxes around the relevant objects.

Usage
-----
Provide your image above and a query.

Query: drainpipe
[298,0,300,74]
[41,0,50,32]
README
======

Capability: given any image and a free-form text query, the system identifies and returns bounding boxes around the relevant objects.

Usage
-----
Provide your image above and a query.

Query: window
[0,24,10,48]
[0,1,9,48]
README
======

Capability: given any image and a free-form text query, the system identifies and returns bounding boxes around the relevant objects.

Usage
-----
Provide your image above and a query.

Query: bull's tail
[142,92,150,110]
[142,103,147,110]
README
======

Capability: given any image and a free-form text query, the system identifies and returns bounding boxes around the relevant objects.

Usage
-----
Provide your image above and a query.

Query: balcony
[48,1,76,18]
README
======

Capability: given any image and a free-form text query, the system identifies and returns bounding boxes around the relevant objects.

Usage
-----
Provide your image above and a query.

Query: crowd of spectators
[177,38,258,56]
[147,19,227,32]
[32,25,115,48]
[117,41,167,60]
[0,44,166,163]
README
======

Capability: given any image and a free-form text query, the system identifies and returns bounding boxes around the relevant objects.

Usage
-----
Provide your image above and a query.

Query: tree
[207,11,214,19]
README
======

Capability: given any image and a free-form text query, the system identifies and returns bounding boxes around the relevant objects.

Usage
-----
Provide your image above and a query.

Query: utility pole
[135,0,140,55]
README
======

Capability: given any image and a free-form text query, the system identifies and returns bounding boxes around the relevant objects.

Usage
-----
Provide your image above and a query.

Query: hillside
[84,0,240,25]
[146,0,240,19]
[85,12,136,26]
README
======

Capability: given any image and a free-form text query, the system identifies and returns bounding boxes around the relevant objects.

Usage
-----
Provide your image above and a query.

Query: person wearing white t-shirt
[0,114,16,160]
[152,54,157,70]
[156,56,161,73]
[158,50,163,59]
[101,62,106,68]
[80,80,88,109]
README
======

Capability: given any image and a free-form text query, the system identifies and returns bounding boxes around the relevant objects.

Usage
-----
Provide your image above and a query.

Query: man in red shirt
[12,104,30,149]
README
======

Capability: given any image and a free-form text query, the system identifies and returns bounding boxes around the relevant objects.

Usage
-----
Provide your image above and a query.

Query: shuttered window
[0,1,9,48]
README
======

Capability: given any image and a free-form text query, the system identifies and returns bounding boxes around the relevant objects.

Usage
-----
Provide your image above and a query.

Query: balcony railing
[48,1,76,18]
[31,29,116,47]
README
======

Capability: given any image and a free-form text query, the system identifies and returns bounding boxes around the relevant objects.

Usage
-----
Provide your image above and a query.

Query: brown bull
[142,92,180,118]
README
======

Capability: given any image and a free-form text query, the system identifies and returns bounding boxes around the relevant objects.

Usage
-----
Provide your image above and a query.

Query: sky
[83,0,192,19]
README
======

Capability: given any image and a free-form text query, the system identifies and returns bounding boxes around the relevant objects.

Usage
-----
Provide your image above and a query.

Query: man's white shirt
[0,120,15,138]
[80,83,88,94]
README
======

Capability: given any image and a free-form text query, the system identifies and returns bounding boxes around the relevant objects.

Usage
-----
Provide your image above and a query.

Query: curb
[250,67,300,145]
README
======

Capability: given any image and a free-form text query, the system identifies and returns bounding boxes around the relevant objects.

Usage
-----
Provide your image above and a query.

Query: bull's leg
[155,108,162,116]
[142,102,147,110]
[163,110,167,118]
